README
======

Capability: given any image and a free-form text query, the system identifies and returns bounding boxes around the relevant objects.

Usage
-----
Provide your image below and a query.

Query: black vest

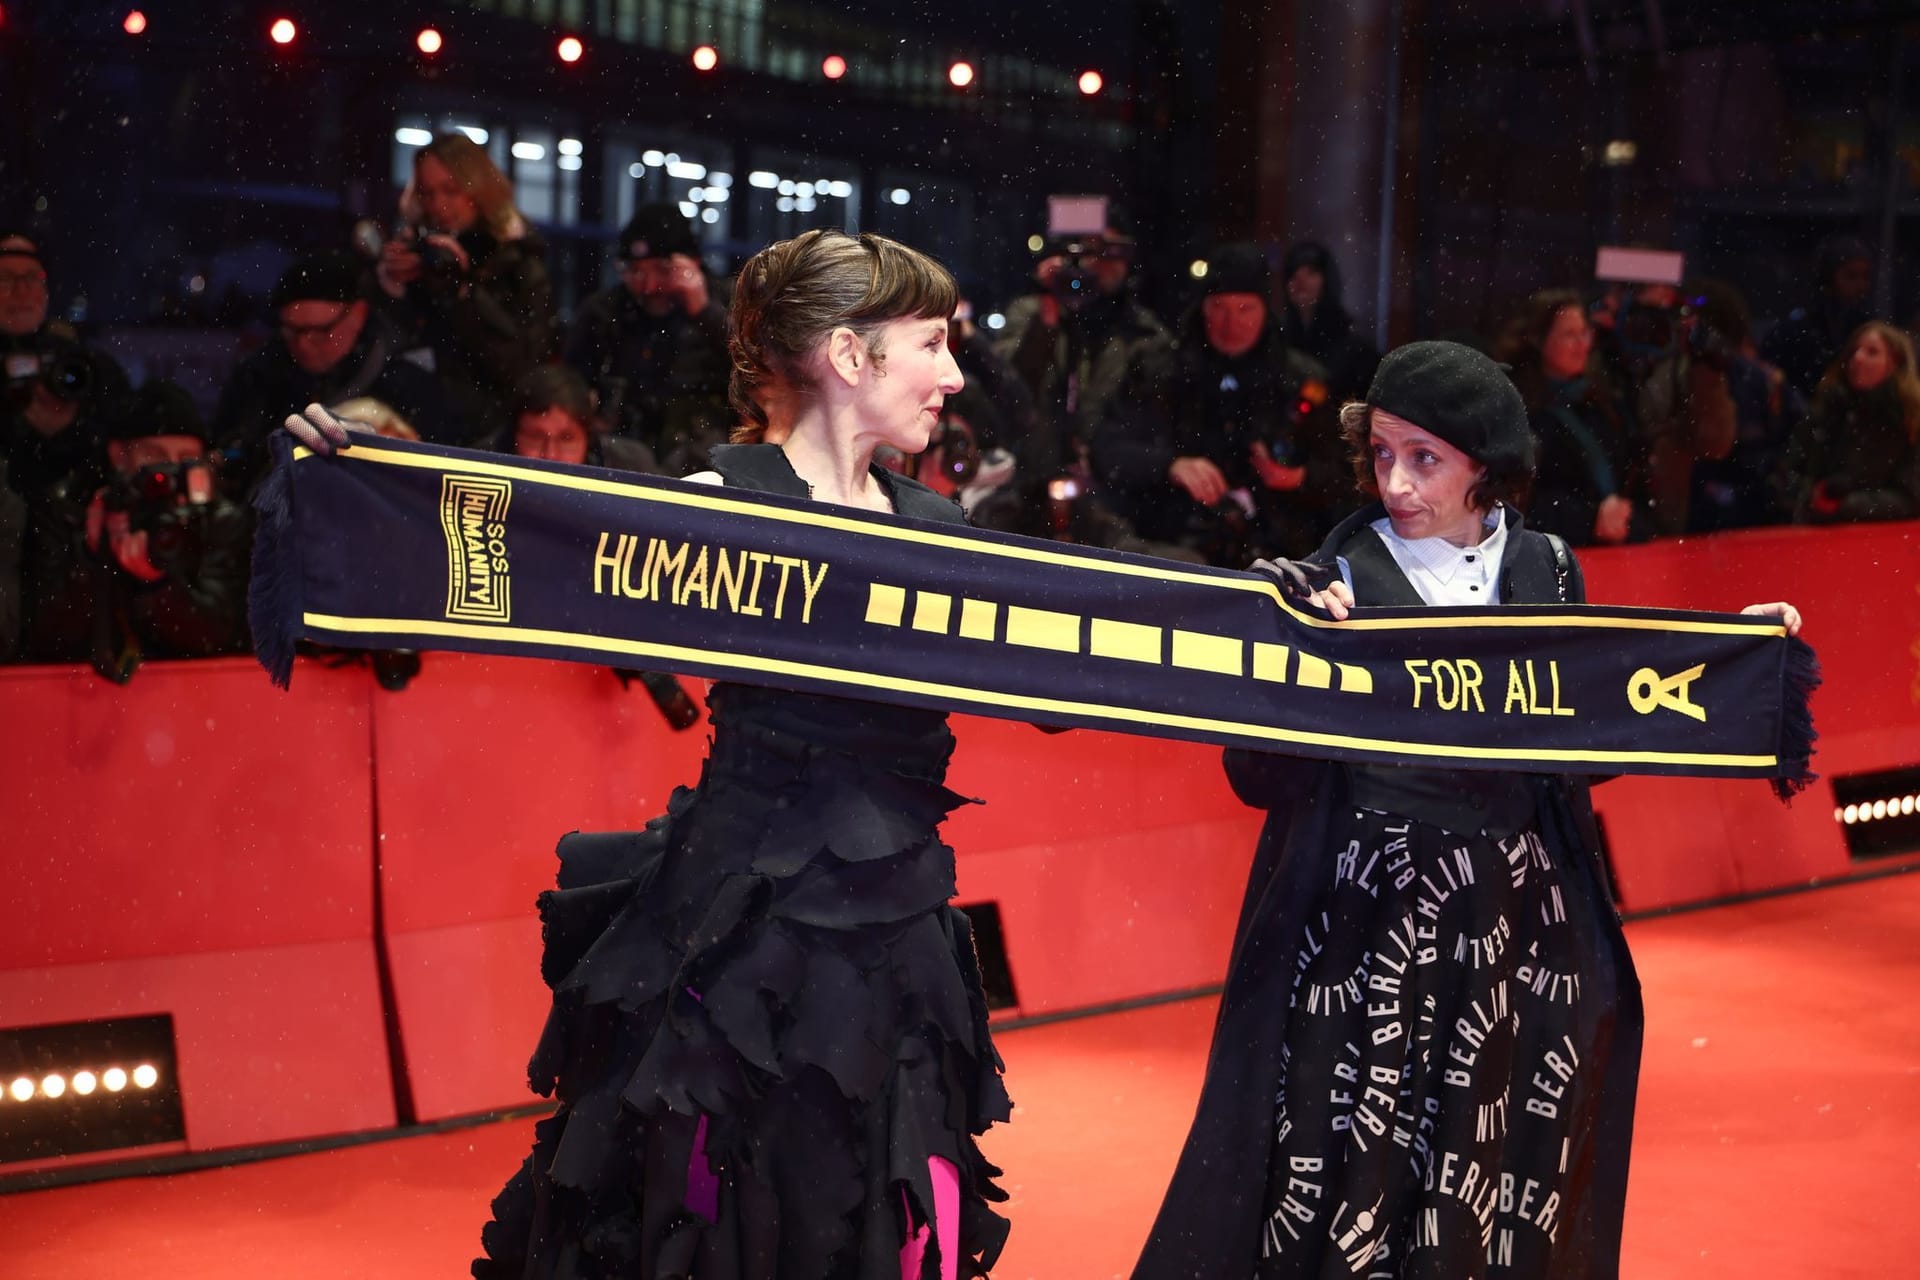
[706,443,967,526]
[1326,503,1577,839]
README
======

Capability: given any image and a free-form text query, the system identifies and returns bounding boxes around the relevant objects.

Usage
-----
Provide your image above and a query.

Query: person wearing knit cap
[1133,342,1804,1280]
[212,250,456,496]
[563,203,731,474]
[1091,241,1344,564]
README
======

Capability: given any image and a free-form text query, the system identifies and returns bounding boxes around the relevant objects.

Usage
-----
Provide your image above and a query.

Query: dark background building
[2,0,1916,398]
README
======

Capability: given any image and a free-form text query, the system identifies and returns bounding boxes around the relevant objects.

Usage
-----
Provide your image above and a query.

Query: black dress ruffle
[474,682,1012,1279]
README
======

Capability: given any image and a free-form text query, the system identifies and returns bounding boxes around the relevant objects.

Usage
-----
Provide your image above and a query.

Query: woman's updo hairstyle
[727,229,959,443]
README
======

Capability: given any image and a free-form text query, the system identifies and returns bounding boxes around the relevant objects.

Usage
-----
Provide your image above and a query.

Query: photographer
[375,134,557,441]
[1609,280,1736,536]
[994,207,1182,551]
[18,381,249,676]
[1092,243,1345,565]
[1685,280,1805,532]
[564,205,731,475]
[2,231,130,508]
[214,251,457,495]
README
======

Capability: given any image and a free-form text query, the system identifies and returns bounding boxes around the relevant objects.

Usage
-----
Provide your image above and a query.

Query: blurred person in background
[1093,242,1345,565]
[1,230,130,508]
[1782,320,1920,525]
[1614,279,1737,535]
[17,380,249,676]
[1276,239,1380,403]
[1498,287,1648,547]
[1762,235,1875,399]
[375,133,557,441]
[0,455,23,659]
[565,204,731,476]
[480,365,657,473]
[994,207,1184,553]
[214,250,456,495]
[1684,279,1805,532]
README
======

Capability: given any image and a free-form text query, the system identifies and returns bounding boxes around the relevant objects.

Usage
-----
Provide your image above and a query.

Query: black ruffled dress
[474,445,1012,1279]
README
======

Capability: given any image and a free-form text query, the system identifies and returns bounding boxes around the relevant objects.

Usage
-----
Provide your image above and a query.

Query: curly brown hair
[726,230,958,443]
[1337,401,1533,513]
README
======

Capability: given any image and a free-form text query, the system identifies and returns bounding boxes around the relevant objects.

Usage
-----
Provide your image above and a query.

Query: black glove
[1248,556,1341,602]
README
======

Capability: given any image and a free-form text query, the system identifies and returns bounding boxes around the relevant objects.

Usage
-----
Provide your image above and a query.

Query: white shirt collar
[1369,505,1510,606]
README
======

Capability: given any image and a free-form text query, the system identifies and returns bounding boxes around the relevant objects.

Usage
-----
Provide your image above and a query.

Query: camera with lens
[409,224,466,278]
[102,458,216,560]
[3,343,92,406]
[1043,235,1132,313]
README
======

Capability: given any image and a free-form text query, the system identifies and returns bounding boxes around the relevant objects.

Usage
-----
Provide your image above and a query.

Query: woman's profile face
[853,316,965,454]
[1368,409,1489,546]
[1848,330,1893,392]
[1541,305,1593,381]
[415,154,480,234]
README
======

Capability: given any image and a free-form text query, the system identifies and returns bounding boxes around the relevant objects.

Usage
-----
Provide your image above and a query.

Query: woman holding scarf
[1133,342,1801,1280]
[287,230,1008,1280]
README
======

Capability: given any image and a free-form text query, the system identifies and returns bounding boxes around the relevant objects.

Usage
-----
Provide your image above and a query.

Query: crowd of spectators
[3,132,1916,678]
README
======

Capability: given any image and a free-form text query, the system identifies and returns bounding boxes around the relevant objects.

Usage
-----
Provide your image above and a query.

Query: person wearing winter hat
[1091,241,1345,564]
[213,249,457,496]
[1132,339,1803,1280]
[17,379,250,673]
[563,203,731,474]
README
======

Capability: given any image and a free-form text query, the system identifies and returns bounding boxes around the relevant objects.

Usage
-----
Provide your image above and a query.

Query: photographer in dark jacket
[1277,239,1381,403]
[564,205,731,476]
[375,134,557,441]
[993,212,1182,551]
[214,251,458,495]
[1093,244,1344,565]
[2,231,131,507]
[18,380,249,677]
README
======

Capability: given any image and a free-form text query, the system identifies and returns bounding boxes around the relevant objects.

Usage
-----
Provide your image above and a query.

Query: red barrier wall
[1579,522,1920,911]
[369,657,713,1121]
[1,522,1914,1150]
[0,658,393,1168]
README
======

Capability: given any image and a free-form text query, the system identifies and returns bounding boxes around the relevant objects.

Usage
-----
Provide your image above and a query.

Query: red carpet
[2,873,1916,1278]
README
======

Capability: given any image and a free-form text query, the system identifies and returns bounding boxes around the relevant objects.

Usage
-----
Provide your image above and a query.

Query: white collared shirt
[1361,505,1510,607]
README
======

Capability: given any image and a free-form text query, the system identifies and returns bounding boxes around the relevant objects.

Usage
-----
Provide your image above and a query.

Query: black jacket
[213,319,459,495]
[1133,503,1643,1280]
[1782,381,1920,524]
[1511,360,1649,547]
[380,224,557,441]
[1092,311,1346,560]
[15,480,251,674]
[564,286,731,476]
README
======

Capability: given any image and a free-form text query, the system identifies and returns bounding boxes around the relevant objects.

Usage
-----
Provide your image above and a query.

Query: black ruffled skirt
[474,685,1012,1279]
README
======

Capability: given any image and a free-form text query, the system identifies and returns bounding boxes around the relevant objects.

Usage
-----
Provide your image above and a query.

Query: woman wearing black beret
[1133,341,1801,1279]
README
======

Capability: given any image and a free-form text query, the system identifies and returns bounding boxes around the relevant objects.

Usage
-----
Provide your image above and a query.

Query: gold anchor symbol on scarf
[1627,663,1707,722]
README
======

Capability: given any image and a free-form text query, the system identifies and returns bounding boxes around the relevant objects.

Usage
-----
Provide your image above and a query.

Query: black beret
[618,204,700,261]
[1202,242,1271,299]
[1365,340,1534,479]
[271,250,364,310]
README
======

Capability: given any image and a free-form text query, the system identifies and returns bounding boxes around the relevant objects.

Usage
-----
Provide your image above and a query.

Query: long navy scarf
[249,435,1816,793]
